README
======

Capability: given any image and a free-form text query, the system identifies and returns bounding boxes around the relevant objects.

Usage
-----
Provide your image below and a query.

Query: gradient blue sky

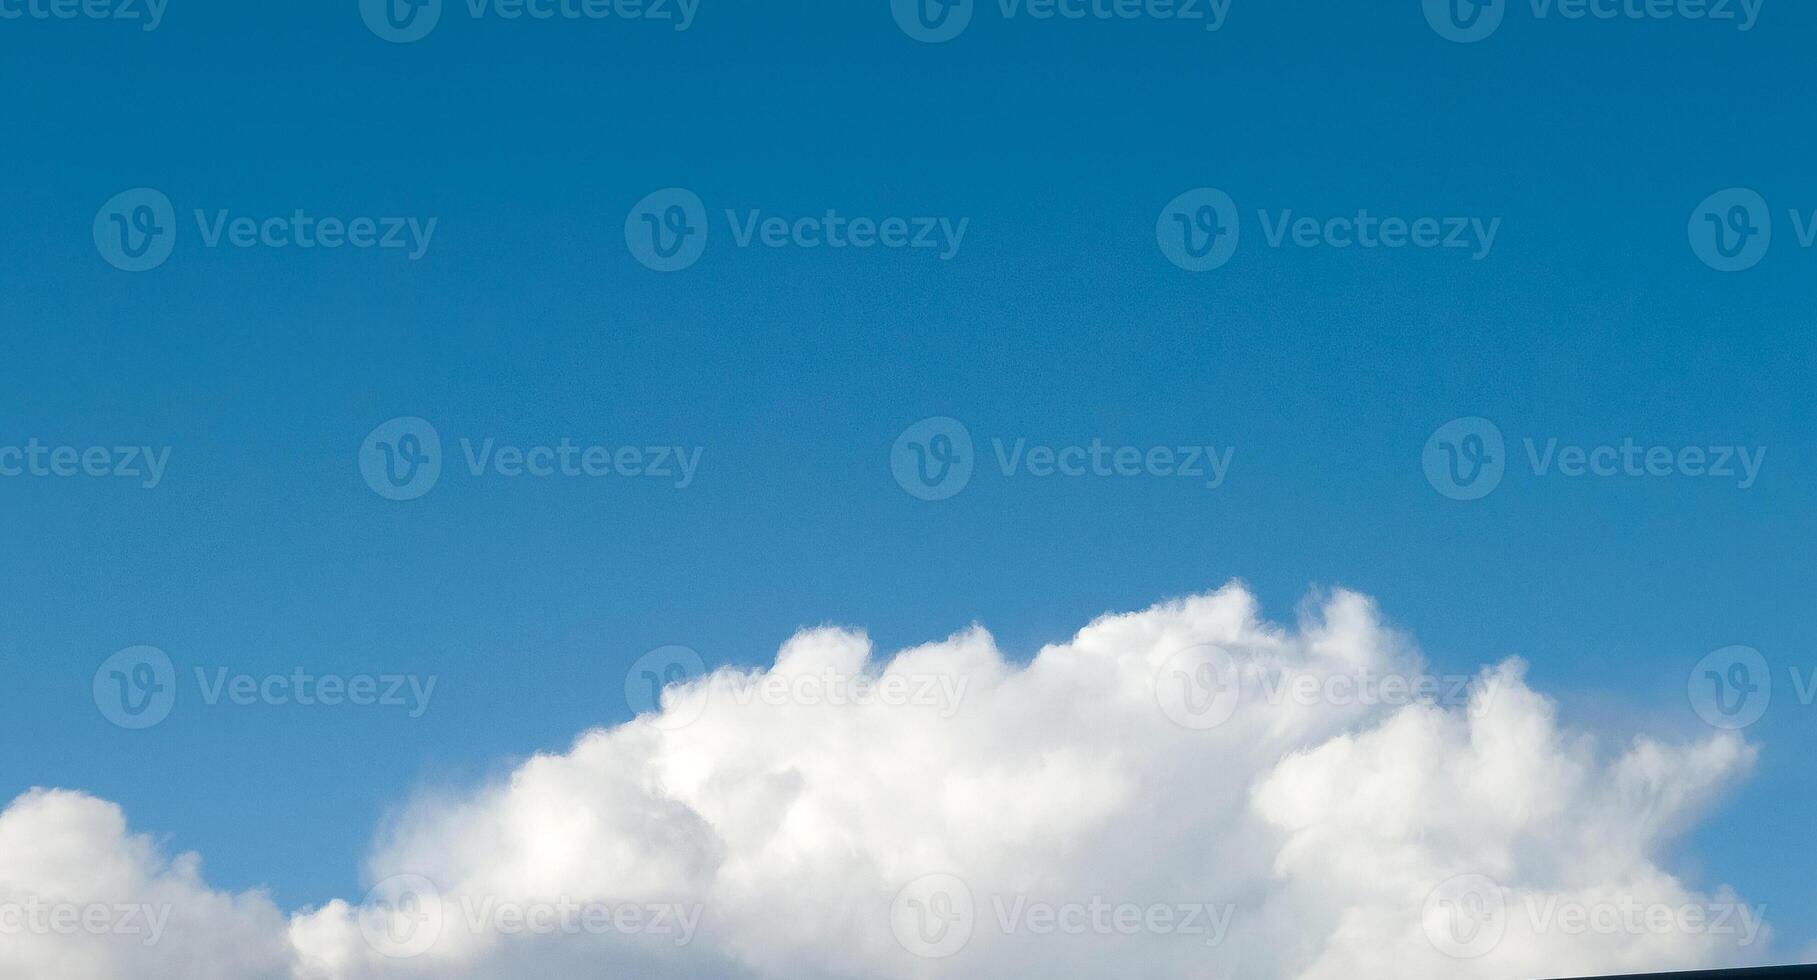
[2,0,1814,952]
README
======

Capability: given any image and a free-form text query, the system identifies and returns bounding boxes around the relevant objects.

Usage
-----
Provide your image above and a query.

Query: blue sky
[2,0,1814,960]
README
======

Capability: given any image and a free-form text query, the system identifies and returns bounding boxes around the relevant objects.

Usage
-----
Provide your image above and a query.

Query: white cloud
[2,584,1776,978]
[0,789,293,980]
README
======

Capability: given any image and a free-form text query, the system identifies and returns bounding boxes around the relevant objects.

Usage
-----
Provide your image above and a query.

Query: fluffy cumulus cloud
[1,584,1777,978]
[0,790,294,980]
